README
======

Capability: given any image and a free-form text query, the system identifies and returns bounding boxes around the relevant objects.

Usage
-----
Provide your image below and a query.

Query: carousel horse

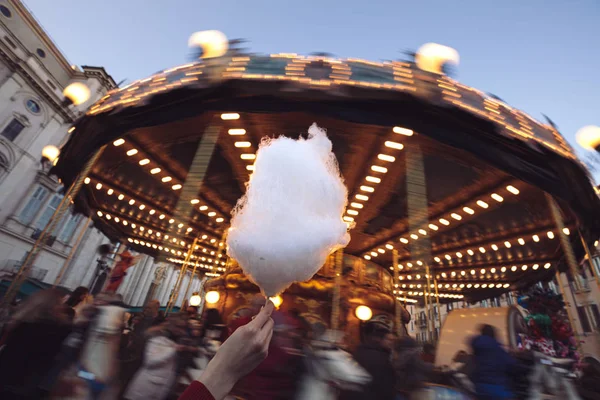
[528,351,581,400]
[296,332,371,400]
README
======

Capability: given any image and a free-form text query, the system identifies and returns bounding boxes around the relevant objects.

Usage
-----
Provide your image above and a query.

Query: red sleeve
[178,381,215,400]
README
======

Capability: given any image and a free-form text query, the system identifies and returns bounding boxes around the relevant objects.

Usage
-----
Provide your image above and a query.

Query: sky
[23,0,600,172]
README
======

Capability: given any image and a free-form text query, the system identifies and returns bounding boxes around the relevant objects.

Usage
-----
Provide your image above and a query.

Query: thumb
[250,300,274,328]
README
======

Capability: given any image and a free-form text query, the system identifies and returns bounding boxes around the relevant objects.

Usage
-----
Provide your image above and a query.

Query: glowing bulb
[385,141,404,150]
[228,128,246,135]
[63,82,90,105]
[162,176,172,182]
[506,185,519,195]
[439,218,450,226]
[220,113,240,120]
[365,176,381,183]
[139,159,150,166]
[518,238,525,245]
[356,194,369,201]
[234,141,251,148]
[533,235,540,242]
[172,184,182,190]
[205,291,220,304]
[360,185,374,192]
[350,202,364,209]
[491,193,503,202]
[547,231,555,239]
[428,224,438,231]
[463,207,474,215]
[393,126,414,136]
[562,228,570,235]
[504,241,511,248]
[377,154,395,162]
[451,213,462,220]
[476,200,489,209]
[371,165,388,173]
[241,153,256,160]
[126,149,138,156]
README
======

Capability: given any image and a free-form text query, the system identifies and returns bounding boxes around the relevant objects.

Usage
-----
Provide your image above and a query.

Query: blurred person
[0,289,72,399]
[393,336,435,400]
[342,322,396,400]
[382,331,397,352]
[421,343,436,364]
[178,300,275,400]
[201,308,227,342]
[123,316,187,400]
[118,299,164,397]
[64,286,90,321]
[60,292,127,399]
[470,324,517,400]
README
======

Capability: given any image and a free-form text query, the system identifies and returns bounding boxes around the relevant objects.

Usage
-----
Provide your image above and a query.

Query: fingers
[249,300,274,328]
[257,317,275,343]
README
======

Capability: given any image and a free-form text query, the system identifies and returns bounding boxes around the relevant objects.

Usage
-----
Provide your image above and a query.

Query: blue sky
[25,0,599,171]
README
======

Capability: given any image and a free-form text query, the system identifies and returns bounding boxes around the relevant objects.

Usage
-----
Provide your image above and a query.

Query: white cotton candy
[227,123,350,296]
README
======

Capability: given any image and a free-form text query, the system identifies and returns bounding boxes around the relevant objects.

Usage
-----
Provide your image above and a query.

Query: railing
[0,259,48,281]
[30,228,56,246]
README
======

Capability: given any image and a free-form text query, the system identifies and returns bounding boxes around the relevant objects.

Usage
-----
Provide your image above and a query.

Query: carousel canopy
[52,52,600,303]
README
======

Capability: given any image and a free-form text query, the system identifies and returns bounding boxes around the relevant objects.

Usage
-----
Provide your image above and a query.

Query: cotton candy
[227,123,350,296]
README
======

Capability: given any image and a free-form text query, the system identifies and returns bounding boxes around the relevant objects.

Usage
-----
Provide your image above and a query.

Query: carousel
[7,33,600,361]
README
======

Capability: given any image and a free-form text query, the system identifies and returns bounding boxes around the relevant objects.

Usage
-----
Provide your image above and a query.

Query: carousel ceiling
[53,54,600,303]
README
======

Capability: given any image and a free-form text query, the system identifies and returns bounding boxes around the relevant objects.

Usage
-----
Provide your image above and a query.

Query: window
[35,194,62,230]
[19,186,49,224]
[0,5,11,18]
[1,119,25,141]
[58,213,82,243]
[577,306,592,333]
[25,100,41,114]
[36,48,46,58]
[3,36,16,49]
[590,304,600,329]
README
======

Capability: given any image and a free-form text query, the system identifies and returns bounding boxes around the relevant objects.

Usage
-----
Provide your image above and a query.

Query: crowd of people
[0,287,527,400]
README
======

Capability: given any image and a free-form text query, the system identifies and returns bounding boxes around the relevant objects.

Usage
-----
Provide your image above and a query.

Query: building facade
[0,0,196,307]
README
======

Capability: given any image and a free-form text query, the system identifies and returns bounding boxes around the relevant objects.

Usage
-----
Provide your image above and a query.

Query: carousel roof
[53,52,600,303]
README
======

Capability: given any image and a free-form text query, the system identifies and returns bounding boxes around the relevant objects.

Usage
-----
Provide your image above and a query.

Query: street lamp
[188,30,228,59]
[41,145,60,169]
[576,125,600,151]
[415,43,459,75]
[63,82,91,106]
[355,305,373,321]
[205,290,220,304]
[189,292,202,307]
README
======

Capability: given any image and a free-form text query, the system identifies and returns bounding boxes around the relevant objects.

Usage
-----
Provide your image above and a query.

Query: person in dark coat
[0,289,72,399]
[470,324,517,400]
[343,322,396,400]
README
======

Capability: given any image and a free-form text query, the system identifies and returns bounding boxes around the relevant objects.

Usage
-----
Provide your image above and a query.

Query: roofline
[10,0,77,78]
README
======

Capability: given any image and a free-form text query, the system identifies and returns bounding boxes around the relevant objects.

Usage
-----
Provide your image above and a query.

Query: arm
[178,381,215,400]
[179,300,275,400]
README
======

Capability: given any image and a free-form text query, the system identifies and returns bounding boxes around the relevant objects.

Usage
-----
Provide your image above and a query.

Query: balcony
[0,259,48,281]
[30,229,56,246]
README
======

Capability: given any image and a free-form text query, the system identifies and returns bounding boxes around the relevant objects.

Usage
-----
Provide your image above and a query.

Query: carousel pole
[1,147,104,307]
[555,270,583,353]
[166,236,199,314]
[331,250,343,330]
[432,275,443,331]
[182,238,203,303]
[578,228,600,287]
[546,194,582,291]
[422,273,431,341]
[53,215,92,287]
[392,249,403,336]
[405,142,434,342]
[163,122,220,314]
